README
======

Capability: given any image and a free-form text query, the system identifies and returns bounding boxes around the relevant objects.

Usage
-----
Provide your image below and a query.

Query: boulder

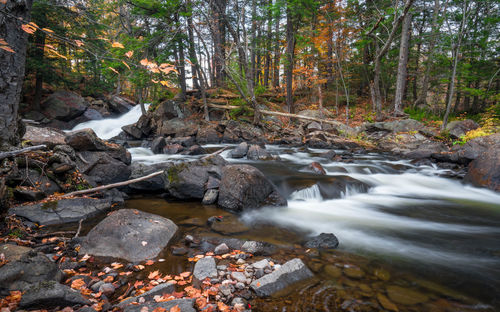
[172,136,196,147]
[250,258,314,297]
[464,148,500,191]
[83,108,103,120]
[108,95,133,114]
[76,150,131,184]
[308,162,326,175]
[65,128,107,151]
[230,142,249,158]
[182,145,207,155]
[0,252,63,295]
[151,137,167,154]
[193,256,217,282]
[218,165,287,212]
[0,244,32,262]
[13,168,61,195]
[9,195,121,226]
[434,133,500,164]
[116,282,176,307]
[158,118,197,137]
[20,281,90,309]
[79,209,178,262]
[304,233,339,249]
[446,119,479,139]
[41,91,87,121]
[121,124,144,139]
[247,145,274,160]
[121,299,195,312]
[22,126,66,148]
[196,124,223,144]
[125,162,167,193]
[164,143,184,154]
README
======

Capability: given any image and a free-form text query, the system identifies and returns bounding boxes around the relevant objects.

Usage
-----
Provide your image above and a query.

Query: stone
[247,144,273,160]
[164,143,184,154]
[125,162,167,193]
[218,165,287,212]
[464,148,500,191]
[202,189,219,205]
[83,108,103,120]
[308,162,326,175]
[9,196,118,226]
[193,257,217,282]
[80,209,178,262]
[14,188,45,202]
[386,285,429,305]
[98,283,115,296]
[159,118,197,137]
[196,124,223,144]
[108,95,133,114]
[182,145,207,155]
[324,265,342,278]
[374,268,391,281]
[446,119,479,139]
[121,124,143,139]
[0,244,32,262]
[172,136,196,147]
[214,243,229,255]
[241,241,276,255]
[250,258,314,297]
[151,137,167,154]
[343,266,365,279]
[251,259,270,270]
[210,216,250,235]
[22,126,66,148]
[306,121,322,132]
[65,128,107,151]
[319,150,337,160]
[230,142,249,158]
[76,151,131,184]
[20,281,90,309]
[206,176,220,189]
[117,282,176,307]
[0,252,63,295]
[42,91,88,121]
[304,233,339,249]
[377,293,399,312]
[231,271,247,283]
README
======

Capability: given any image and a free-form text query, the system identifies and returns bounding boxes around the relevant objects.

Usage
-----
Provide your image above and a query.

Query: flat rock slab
[193,256,217,282]
[0,244,32,262]
[122,299,195,312]
[9,197,115,226]
[80,209,178,262]
[250,258,313,297]
[22,126,66,148]
[117,282,176,307]
[20,281,90,309]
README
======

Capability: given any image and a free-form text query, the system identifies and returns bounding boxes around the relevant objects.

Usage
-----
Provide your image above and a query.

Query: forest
[0,0,499,312]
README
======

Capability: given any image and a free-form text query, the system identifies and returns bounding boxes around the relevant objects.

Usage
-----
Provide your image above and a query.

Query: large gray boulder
[117,282,176,307]
[108,95,134,114]
[22,126,65,148]
[196,124,223,144]
[193,256,218,282]
[41,91,88,121]
[0,252,63,295]
[65,128,107,151]
[446,119,479,139]
[76,150,131,184]
[20,281,90,309]
[465,148,500,192]
[218,165,287,212]
[125,162,168,193]
[79,209,178,262]
[250,258,314,297]
[9,195,121,226]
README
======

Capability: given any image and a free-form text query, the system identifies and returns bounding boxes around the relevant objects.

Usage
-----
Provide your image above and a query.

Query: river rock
[122,299,195,312]
[214,243,230,255]
[108,95,133,114]
[241,241,276,255]
[218,164,287,212]
[196,124,223,144]
[193,256,218,282]
[304,233,339,249]
[76,150,131,184]
[446,119,479,139]
[324,265,342,278]
[464,148,500,191]
[79,209,178,262]
[386,285,429,305]
[65,128,107,151]
[247,144,274,160]
[151,137,167,154]
[250,258,313,297]
[182,144,207,155]
[164,143,184,154]
[125,162,167,193]
[42,91,88,121]
[377,293,399,312]
[121,124,143,139]
[0,252,63,295]
[230,142,249,158]
[117,282,176,307]
[210,216,250,235]
[308,162,326,175]
[343,266,365,279]
[9,195,120,225]
[20,281,90,309]
[202,189,219,205]
[22,126,66,148]
[0,244,32,262]
[158,118,197,137]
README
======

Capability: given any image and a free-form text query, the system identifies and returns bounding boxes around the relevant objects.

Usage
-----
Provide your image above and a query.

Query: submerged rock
[250,258,313,297]
[210,216,250,235]
[304,233,339,249]
[79,209,178,262]
[386,285,429,305]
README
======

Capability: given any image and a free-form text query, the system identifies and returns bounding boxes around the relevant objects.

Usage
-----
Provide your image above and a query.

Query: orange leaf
[122,61,130,70]
[21,24,36,35]
[103,275,114,283]
[152,308,166,312]
[112,41,124,48]
[0,45,15,53]
[125,50,134,58]
[70,278,85,290]
[111,262,123,269]
[180,272,191,278]
[169,305,181,312]
[145,260,154,266]
[148,270,160,279]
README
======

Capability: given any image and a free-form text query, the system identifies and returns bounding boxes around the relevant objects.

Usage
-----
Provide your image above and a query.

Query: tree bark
[186,0,199,90]
[263,0,272,88]
[285,5,296,113]
[394,13,412,115]
[0,0,34,147]
[272,3,280,89]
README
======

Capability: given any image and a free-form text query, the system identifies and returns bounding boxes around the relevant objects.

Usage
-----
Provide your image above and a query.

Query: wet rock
[202,189,219,205]
[164,143,184,154]
[218,164,287,212]
[0,252,63,295]
[464,148,500,191]
[247,145,273,160]
[23,126,66,148]
[0,244,32,262]
[121,124,143,139]
[65,128,107,151]
[183,145,207,155]
[374,268,391,281]
[126,162,167,193]
[117,282,176,307]
[377,293,399,312]
[308,162,326,175]
[171,246,188,256]
[77,150,131,184]
[151,137,167,154]
[343,266,365,279]
[230,142,249,158]
[98,283,116,296]
[179,218,204,227]
[446,119,479,139]
[108,95,133,114]
[42,91,88,121]
[319,150,337,160]
[386,285,429,305]
[304,233,339,249]
[241,241,276,255]
[324,265,342,278]
[250,258,314,297]
[83,108,103,121]
[210,216,250,235]
[171,136,196,147]
[214,243,229,255]
[196,124,223,144]
[20,281,90,309]
[80,209,178,262]
[9,196,119,226]
[193,257,218,282]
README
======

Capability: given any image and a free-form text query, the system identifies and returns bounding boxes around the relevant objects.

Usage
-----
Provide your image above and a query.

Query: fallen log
[206,104,341,125]
[61,170,164,198]
[0,145,47,161]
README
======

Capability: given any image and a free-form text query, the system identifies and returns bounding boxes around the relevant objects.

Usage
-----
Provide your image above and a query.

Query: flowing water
[74,107,500,310]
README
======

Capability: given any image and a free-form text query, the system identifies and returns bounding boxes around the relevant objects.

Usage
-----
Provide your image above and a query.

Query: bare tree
[394,13,412,115]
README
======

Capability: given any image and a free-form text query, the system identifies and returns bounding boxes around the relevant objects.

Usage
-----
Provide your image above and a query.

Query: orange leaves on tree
[111,41,124,48]
[125,50,134,58]
[70,278,86,290]
[108,67,119,74]
[0,38,15,53]
[21,22,38,35]
[75,40,84,47]
[42,27,54,33]
[145,260,155,266]
[148,270,160,280]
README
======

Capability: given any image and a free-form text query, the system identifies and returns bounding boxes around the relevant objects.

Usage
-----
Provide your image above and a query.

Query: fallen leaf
[70,278,85,290]
[152,308,166,312]
[169,305,180,312]
[112,41,124,48]
[180,271,191,278]
[145,260,154,266]
[148,270,160,279]
[111,262,123,269]
[103,275,114,283]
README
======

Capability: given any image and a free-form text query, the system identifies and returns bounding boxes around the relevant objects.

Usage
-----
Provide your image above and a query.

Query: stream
[71,108,500,311]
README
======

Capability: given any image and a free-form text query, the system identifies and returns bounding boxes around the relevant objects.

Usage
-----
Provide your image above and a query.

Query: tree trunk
[187,0,199,90]
[394,13,412,115]
[0,0,34,147]
[263,0,272,88]
[272,4,280,89]
[285,5,295,113]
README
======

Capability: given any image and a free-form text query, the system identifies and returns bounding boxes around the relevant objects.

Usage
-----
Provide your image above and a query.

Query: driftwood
[0,145,47,161]
[62,170,164,198]
[207,104,341,125]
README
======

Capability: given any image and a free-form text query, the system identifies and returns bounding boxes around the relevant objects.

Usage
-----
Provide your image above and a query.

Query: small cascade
[70,104,149,139]
[290,184,323,201]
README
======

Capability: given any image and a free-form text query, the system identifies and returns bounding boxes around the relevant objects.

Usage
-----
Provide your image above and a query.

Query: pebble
[219,284,233,297]
[231,271,247,283]
[214,243,229,255]
[236,258,246,265]
[90,281,104,292]
[235,282,245,290]
[185,235,194,243]
[251,259,270,270]
[99,283,116,296]
[254,268,265,279]
[217,265,227,270]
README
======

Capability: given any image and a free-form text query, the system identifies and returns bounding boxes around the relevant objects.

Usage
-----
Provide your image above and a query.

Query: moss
[42,200,58,211]
[166,166,180,184]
